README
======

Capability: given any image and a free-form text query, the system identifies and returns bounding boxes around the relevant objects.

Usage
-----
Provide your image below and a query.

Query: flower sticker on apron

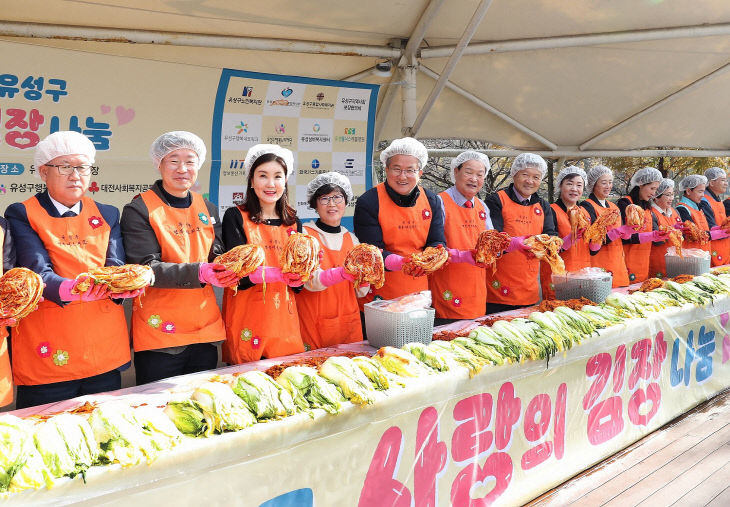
[240,328,253,342]
[479,210,487,220]
[422,209,431,220]
[162,321,176,333]
[36,342,51,358]
[147,314,162,328]
[442,290,453,301]
[88,216,104,229]
[198,212,210,225]
[53,350,69,366]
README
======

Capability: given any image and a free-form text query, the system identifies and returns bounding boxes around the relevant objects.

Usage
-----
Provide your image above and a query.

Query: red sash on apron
[649,207,682,279]
[429,192,488,318]
[296,226,362,349]
[12,196,130,385]
[676,203,712,253]
[540,203,591,300]
[704,194,730,266]
[583,199,630,288]
[131,190,225,352]
[222,208,304,364]
[485,190,544,306]
[621,196,653,284]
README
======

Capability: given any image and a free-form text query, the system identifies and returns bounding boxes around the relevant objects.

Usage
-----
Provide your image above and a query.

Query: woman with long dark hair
[221,144,305,364]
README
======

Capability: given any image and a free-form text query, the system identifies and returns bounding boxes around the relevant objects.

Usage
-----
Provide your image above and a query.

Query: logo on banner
[236,122,248,134]
[316,92,325,101]
[344,158,355,169]
[242,86,253,97]
[311,159,320,169]
[275,123,286,134]
[232,192,244,201]
[336,127,364,143]
[344,127,356,135]
[313,123,321,133]
[281,87,293,98]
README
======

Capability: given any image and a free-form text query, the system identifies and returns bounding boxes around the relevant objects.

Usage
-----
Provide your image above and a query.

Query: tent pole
[418,65,557,150]
[406,0,494,137]
[423,149,730,158]
[401,65,418,135]
[398,0,447,67]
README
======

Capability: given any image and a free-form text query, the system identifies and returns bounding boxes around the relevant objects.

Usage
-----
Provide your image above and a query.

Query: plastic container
[552,271,613,303]
[364,301,435,349]
[665,254,711,277]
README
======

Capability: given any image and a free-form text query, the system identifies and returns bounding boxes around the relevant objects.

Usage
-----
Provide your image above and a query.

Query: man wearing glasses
[354,137,445,306]
[5,131,134,409]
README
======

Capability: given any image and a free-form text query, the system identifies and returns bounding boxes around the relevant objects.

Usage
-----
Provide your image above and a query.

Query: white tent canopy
[3,0,730,157]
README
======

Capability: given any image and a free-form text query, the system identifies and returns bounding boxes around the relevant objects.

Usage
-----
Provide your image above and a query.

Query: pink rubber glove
[248,266,285,284]
[505,236,529,253]
[319,267,354,287]
[447,248,476,266]
[384,254,405,272]
[0,318,17,327]
[59,277,112,302]
[198,263,238,287]
[282,272,304,287]
[561,233,576,250]
[113,288,146,299]
[638,230,669,243]
[710,227,730,240]
[607,225,635,241]
[589,242,602,252]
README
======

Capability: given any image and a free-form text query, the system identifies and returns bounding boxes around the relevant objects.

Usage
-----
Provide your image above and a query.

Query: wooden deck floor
[527,388,730,507]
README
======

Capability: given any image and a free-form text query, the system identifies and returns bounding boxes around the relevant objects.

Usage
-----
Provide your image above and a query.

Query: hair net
[149,131,206,170]
[306,171,354,202]
[449,150,490,184]
[243,143,295,181]
[556,165,587,188]
[379,137,428,170]
[653,178,675,200]
[678,174,708,193]
[586,165,613,193]
[628,167,662,191]
[705,166,727,182]
[510,153,547,179]
[34,131,96,170]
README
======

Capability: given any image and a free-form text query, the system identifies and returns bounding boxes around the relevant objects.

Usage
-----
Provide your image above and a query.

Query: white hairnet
[705,166,727,181]
[34,131,95,170]
[678,174,708,193]
[653,178,675,199]
[556,165,587,188]
[380,137,428,170]
[510,153,547,179]
[586,165,613,193]
[629,167,663,191]
[150,131,206,170]
[449,150,490,183]
[244,143,295,181]
[306,171,354,203]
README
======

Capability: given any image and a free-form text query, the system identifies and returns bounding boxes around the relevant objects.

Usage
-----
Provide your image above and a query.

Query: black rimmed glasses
[318,194,345,205]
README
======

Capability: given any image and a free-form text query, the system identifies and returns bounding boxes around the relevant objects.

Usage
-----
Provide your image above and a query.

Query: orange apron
[704,194,730,266]
[676,203,712,253]
[13,196,130,385]
[429,192,488,319]
[540,203,592,300]
[621,196,653,284]
[649,207,682,279]
[360,183,432,304]
[222,208,304,364]
[583,199,630,288]
[0,226,11,406]
[295,226,362,349]
[485,191,544,306]
[131,190,225,352]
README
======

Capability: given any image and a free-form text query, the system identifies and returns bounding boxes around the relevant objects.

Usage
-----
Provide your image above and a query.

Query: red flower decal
[452,296,462,307]
[501,286,510,296]
[286,228,296,236]
[422,209,431,220]
[37,342,51,358]
[251,336,261,349]
[478,210,487,220]
[88,216,104,229]
[534,207,542,215]
[161,321,176,333]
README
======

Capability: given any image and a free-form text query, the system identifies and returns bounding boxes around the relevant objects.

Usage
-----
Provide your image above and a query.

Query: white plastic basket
[551,272,613,303]
[364,302,435,349]
[665,254,711,277]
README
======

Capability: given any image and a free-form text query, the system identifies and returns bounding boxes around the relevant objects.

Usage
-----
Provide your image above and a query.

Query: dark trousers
[15,369,121,410]
[134,342,218,385]
[485,302,532,315]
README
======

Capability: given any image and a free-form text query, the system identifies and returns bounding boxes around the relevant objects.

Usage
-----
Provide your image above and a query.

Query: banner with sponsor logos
[7,300,730,506]
[0,41,377,224]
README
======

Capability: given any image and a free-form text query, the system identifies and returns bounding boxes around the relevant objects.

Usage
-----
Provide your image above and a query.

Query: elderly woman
[7,131,135,407]
[540,166,592,300]
[429,150,493,323]
[676,175,730,252]
[354,137,445,304]
[221,144,305,364]
[616,167,669,283]
[295,172,367,349]
[703,167,730,266]
[121,131,234,385]
[484,153,558,313]
[649,179,681,279]
[579,165,630,288]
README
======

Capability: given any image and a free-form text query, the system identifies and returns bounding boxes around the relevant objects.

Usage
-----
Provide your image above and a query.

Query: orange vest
[12,196,130,385]
[295,225,362,349]
[0,226,10,406]
[221,208,304,364]
[429,192,488,319]
[540,203,592,300]
[131,190,225,352]
[621,196,653,284]
[360,183,432,303]
[676,202,712,253]
[485,191,544,306]
[704,194,730,266]
[583,199,630,288]
[649,207,682,279]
